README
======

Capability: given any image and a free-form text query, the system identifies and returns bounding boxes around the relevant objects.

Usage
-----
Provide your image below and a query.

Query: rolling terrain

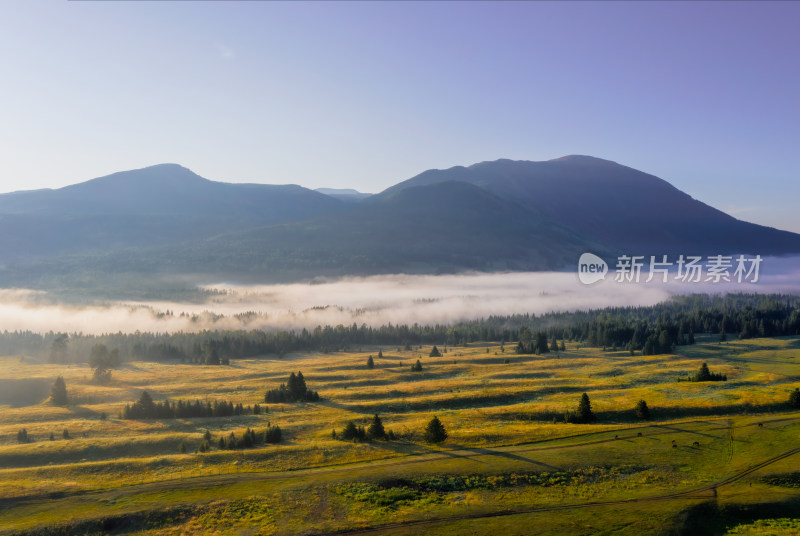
[1,335,800,534]
[1,156,799,296]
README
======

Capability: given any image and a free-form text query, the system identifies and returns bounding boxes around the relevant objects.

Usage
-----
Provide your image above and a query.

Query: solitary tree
[411,359,423,372]
[790,388,800,409]
[424,416,448,443]
[429,346,442,357]
[17,429,29,443]
[50,376,68,406]
[367,414,386,439]
[378,350,383,358]
[577,393,595,423]
[366,355,375,369]
[535,332,550,354]
[635,400,651,420]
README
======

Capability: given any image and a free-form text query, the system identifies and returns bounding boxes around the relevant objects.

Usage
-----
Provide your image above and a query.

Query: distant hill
[0,164,343,263]
[1,157,798,295]
[315,188,372,201]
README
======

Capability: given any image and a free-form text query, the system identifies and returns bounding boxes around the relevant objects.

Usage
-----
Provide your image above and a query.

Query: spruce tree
[697,363,711,382]
[577,393,595,423]
[367,355,375,369]
[429,346,441,357]
[50,376,68,406]
[424,416,447,443]
[635,400,650,420]
[535,332,550,354]
[790,388,800,409]
[367,414,386,439]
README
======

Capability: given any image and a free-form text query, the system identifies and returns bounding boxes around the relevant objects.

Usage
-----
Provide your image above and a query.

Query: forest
[1,293,798,365]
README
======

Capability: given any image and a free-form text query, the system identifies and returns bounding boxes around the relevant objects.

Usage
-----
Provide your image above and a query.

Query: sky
[1,1,798,232]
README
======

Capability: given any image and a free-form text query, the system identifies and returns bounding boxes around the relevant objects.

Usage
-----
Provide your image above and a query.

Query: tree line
[1,294,797,365]
[121,391,260,420]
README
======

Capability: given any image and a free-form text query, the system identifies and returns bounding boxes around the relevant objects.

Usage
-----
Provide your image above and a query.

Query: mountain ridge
[0,157,797,294]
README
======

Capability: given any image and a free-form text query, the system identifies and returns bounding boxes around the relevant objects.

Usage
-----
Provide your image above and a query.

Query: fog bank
[1,259,799,335]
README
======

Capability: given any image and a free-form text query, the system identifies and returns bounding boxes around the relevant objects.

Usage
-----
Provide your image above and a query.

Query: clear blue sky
[1,1,798,231]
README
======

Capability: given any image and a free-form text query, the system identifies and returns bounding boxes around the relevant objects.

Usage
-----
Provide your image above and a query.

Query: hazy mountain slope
[6,181,596,288]
[1,156,798,296]
[315,188,372,201]
[384,155,800,256]
[0,164,343,262]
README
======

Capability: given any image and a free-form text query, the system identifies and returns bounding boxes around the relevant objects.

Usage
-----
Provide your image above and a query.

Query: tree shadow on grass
[456,446,560,470]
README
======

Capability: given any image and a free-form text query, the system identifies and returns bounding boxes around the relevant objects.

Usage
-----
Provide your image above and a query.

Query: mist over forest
[1,262,799,336]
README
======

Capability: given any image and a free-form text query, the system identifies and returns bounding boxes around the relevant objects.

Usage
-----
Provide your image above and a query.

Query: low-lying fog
[1,257,800,335]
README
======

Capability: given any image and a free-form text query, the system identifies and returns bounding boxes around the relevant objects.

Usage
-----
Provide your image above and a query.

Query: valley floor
[1,336,800,535]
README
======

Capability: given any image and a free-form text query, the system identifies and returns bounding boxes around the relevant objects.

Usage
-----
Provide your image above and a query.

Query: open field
[1,336,800,534]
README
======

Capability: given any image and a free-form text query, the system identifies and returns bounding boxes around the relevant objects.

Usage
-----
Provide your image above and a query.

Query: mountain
[315,188,372,201]
[1,157,798,296]
[0,164,343,263]
[383,155,800,256]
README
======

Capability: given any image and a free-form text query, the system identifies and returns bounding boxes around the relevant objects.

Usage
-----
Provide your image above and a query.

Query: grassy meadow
[1,336,800,535]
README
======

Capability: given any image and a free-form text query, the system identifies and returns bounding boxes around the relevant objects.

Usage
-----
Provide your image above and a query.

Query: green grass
[1,336,800,534]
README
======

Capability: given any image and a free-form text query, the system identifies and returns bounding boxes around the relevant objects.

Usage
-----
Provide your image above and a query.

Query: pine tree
[378,350,383,358]
[535,332,550,354]
[367,355,374,369]
[789,388,800,409]
[50,376,68,406]
[367,414,386,439]
[340,421,365,441]
[411,359,423,372]
[635,400,650,420]
[429,346,441,357]
[17,429,29,443]
[49,334,68,364]
[697,363,711,381]
[578,393,595,423]
[424,416,447,443]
